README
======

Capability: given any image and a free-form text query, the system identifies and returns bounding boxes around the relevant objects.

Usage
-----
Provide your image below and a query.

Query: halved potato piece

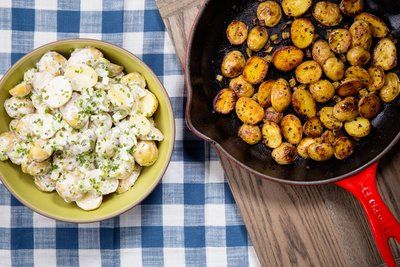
[379,72,400,103]
[333,97,358,122]
[358,93,381,119]
[328,29,351,54]
[257,1,282,27]
[312,40,335,66]
[355,13,389,37]
[323,57,345,81]
[271,78,292,112]
[213,88,237,114]
[291,18,315,49]
[140,90,159,117]
[295,60,322,84]
[347,46,370,66]
[319,106,343,130]
[340,0,364,16]
[313,1,342,26]
[247,26,269,52]
[307,142,334,161]
[272,142,298,165]
[349,20,372,50]
[229,75,254,98]
[373,38,397,71]
[309,80,335,103]
[264,106,283,124]
[226,20,248,45]
[272,46,304,71]
[344,117,371,137]
[238,124,262,145]
[257,80,274,107]
[243,56,269,84]
[280,114,303,145]
[221,50,246,78]
[281,0,312,17]
[235,97,264,124]
[9,81,32,97]
[297,137,316,159]
[321,130,335,144]
[262,121,282,148]
[333,136,354,160]
[292,87,317,119]
[303,117,324,137]
[345,66,370,85]
[336,78,363,96]
[367,66,385,92]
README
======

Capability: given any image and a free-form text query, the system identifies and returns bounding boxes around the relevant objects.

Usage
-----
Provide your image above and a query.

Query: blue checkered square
[226,226,248,247]
[185,226,205,248]
[57,10,80,33]
[102,11,123,33]
[143,10,165,32]
[12,9,35,31]
[56,228,78,249]
[184,184,205,205]
[141,205,162,226]
[142,226,163,248]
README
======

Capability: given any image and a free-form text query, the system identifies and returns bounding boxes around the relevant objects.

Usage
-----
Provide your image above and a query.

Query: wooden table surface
[156,0,400,266]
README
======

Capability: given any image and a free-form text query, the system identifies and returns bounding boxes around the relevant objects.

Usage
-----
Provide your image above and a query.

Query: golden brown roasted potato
[281,0,312,17]
[297,137,316,158]
[243,56,269,84]
[345,66,370,85]
[213,88,237,114]
[336,78,363,96]
[264,106,283,124]
[344,117,371,137]
[257,80,274,107]
[333,97,358,121]
[238,124,262,145]
[321,130,335,144]
[229,75,254,98]
[272,142,298,164]
[373,38,397,71]
[328,29,352,54]
[367,66,385,92]
[291,18,315,49]
[295,60,322,84]
[221,50,246,78]
[303,117,324,137]
[280,114,303,145]
[313,1,342,26]
[312,40,335,66]
[319,106,343,130]
[323,57,345,81]
[271,78,292,112]
[226,20,248,45]
[235,97,264,124]
[379,72,400,103]
[262,121,282,148]
[347,46,370,66]
[349,20,372,50]
[333,136,354,159]
[309,79,335,103]
[307,142,334,161]
[272,46,304,72]
[257,1,282,27]
[292,87,317,119]
[358,93,381,119]
[339,0,364,16]
[355,13,389,37]
[247,26,269,52]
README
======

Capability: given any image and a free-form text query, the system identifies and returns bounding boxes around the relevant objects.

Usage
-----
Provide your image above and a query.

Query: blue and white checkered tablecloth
[0,0,260,266]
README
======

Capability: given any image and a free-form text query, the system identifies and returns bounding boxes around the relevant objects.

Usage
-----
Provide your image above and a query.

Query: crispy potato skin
[319,106,343,130]
[373,38,397,71]
[307,142,334,161]
[229,75,254,98]
[328,29,352,54]
[340,0,364,16]
[281,0,312,17]
[312,40,335,66]
[379,72,400,103]
[313,1,342,26]
[292,88,317,119]
[291,18,315,49]
[309,79,335,103]
[235,97,264,124]
[213,89,237,114]
[336,78,363,96]
[243,56,269,84]
[264,106,283,124]
[280,114,303,145]
[333,97,358,122]
[303,117,324,137]
[344,117,371,137]
[347,46,370,66]
[257,80,275,107]
[358,93,381,119]
[345,66,370,85]
[349,20,372,50]
[238,124,262,145]
[333,136,354,160]
[272,46,304,72]
[367,66,385,92]
[297,137,316,158]
[257,1,282,27]
[271,78,292,112]
[323,57,345,81]
[295,60,322,84]
[226,20,248,45]
[321,130,335,144]
[272,142,298,165]
[247,26,269,52]
[355,13,389,37]
[221,51,246,78]
[262,121,282,148]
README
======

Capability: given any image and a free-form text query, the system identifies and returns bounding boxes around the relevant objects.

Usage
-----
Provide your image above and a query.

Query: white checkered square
[163,161,184,183]
[79,249,102,267]
[78,32,102,40]
[119,205,141,227]
[120,248,142,266]
[205,204,226,226]
[0,31,11,53]
[34,31,57,48]
[124,0,145,11]
[123,32,144,55]
[248,246,261,267]
[0,206,10,227]
[164,248,185,267]
[205,160,224,183]
[78,222,100,228]
[163,33,176,54]
[34,249,56,266]
[163,74,184,98]
[80,0,103,11]
[35,0,57,10]
[174,118,184,141]
[0,0,12,8]
[206,247,227,267]
[0,250,11,267]
[33,212,56,228]
[163,204,184,226]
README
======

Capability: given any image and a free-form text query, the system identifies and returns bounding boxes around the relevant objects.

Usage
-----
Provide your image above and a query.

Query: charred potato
[280,114,303,145]
[247,26,269,52]
[303,117,324,137]
[257,80,274,107]
[349,20,372,50]
[292,87,317,119]
[213,89,237,114]
[323,57,345,81]
[257,1,282,27]
[226,20,248,45]
[344,117,371,137]
[229,75,254,98]
[309,79,335,103]
[358,93,381,119]
[295,60,322,84]
[272,46,304,72]
[313,1,342,27]
[312,40,335,66]
[379,72,400,103]
[355,13,389,37]
[333,97,358,121]
[297,137,316,158]
[340,0,364,16]
[321,130,335,144]
[243,56,269,84]
[221,51,246,78]
[271,78,292,112]
[345,66,370,85]
[281,0,312,17]
[307,142,334,161]
[333,136,354,160]
[272,142,298,165]
[264,106,283,124]
[367,66,385,92]
[291,18,315,49]
[319,106,343,130]
[262,121,282,148]
[235,97,264,124]
[373,38,397,71]
[336,78,363,96]
[238,124,262,145]
[328,29,352,54]
[347,46,370,66]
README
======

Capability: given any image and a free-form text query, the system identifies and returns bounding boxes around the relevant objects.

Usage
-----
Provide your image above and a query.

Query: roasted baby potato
[344,117,371,137]
[333,136,354,160]
[221,50,246,78]
[280,114,303,145]
[272,46,304,72]
[328,29,352,54]
[336,78,363,96]
[358,93,381,118]
[313,1,342,27]
[247,26,269,52]
[272,142,298,165]
[355,13,389,37]
[312,40,335,66]
[303,117,324,137]
[379,72,400,103]
[333,97,358,121]
[281,0,312,17]
[257,1,282,27]
[213,88,237,114]
[373,38,397,71]
[257,80,274,107]
[347,46,370,66]
[291,18,315,49]
[319,107,343,130]
[297,137,316,158]
[229,75,254,98]
[235,97,264,124]
[271,78,292,112]
[307,142,334,161]
[349,20,372,50]
[243,56,269,84]
[264,106,283,124]
[292,87,317,119]
[345,66,370,85]
[321,130,335,144]
[367,66,385,92]
[340,0,364,16]
[309,79,335,103]
[262,121,282,148]
[238,124,262,145]
[295,60,322,84]
[226,20,248,45]
[323,57,345,81]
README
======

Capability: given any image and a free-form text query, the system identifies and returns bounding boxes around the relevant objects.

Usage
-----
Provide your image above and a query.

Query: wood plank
[156,1,400,266]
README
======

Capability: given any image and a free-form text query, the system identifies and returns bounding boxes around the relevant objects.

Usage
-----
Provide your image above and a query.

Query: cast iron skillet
[185,0,400,265]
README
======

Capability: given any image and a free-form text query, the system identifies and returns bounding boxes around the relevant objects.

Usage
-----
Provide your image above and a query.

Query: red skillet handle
[336,162,400,267]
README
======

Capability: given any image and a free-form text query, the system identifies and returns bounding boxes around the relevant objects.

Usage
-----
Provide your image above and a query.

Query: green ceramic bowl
[0,39,175,222]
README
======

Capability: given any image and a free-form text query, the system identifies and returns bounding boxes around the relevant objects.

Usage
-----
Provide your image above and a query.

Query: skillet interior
[186,0,400,183]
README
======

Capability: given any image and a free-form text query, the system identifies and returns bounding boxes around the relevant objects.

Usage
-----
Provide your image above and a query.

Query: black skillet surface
[186,0,400,183]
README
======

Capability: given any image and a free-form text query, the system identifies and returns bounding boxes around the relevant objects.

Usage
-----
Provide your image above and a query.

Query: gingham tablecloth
[0,0,260,266]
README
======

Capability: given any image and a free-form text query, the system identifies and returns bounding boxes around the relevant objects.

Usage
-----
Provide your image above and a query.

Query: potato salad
[0,47,164,210]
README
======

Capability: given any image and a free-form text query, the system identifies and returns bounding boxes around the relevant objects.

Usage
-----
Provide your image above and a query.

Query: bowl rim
[0,38,176,223]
